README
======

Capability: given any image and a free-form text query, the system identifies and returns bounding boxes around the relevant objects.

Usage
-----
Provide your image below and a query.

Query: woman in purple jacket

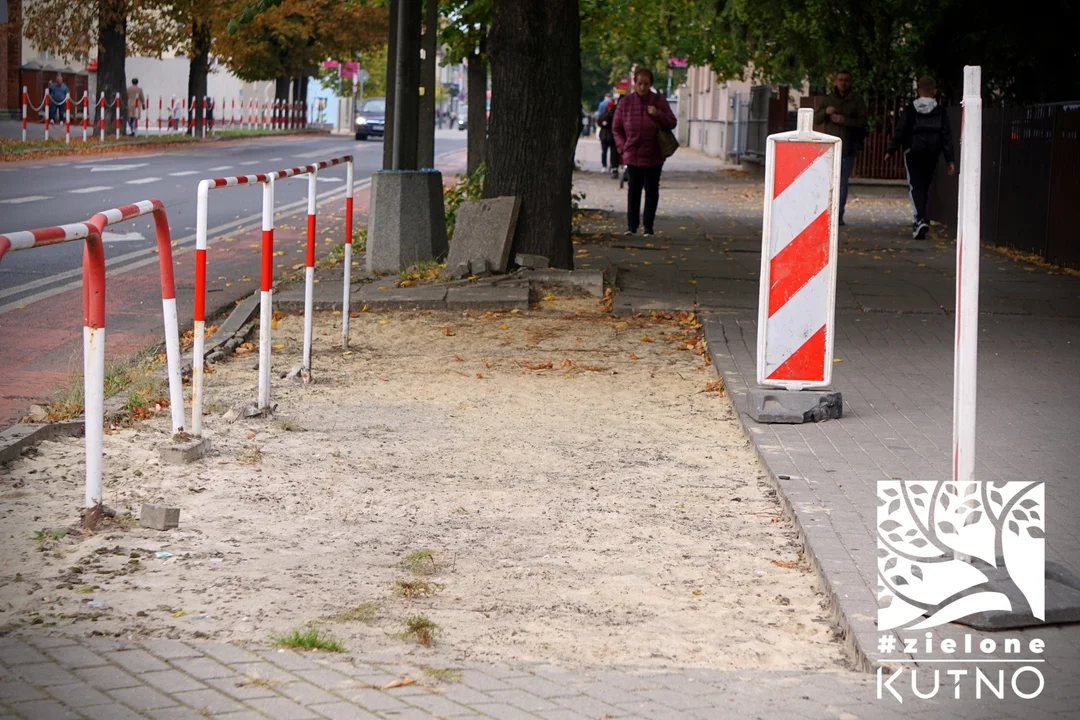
[612,68,677,236]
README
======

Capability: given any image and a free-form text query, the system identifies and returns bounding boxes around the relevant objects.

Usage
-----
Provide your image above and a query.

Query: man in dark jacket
[886,76,956,239]
[597,95,618,175]
[814,70,867,226]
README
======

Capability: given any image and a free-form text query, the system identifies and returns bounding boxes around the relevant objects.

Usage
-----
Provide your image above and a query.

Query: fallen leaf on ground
[703,380,725,394]
[383,678,416,689]
[441,328,455,336]
[640,336,655,343]
[771,559,799,569]
[453,354,465,362]
[629,353,640,360]
[521,361,553,370]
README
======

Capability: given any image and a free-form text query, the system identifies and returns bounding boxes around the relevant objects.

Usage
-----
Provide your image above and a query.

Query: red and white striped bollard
[98,92,105,142]
[114,92,120,140]
[21,86,27,142]
[64,93,71,145]
[756,108,841,389]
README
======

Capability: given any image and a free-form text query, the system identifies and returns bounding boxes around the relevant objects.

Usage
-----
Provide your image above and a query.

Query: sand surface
[0,295,847,671]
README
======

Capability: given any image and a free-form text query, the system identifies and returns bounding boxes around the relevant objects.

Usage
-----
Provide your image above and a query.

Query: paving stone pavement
[571,145,1080,715]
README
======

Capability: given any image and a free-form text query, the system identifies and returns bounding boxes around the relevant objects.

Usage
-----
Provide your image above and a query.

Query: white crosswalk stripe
[125,177,161,185]
[0,195,50,204]
[169,170,199,177]
[71,186,113,194]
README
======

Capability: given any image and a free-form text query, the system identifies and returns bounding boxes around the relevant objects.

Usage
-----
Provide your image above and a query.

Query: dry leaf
[441,328,456,336]
[703,380,725,394]
[521,361,553,371]
[499,324,510,331]
[475,373,484,379]
[770,559,799,569]
[561,358,576,370]
[640,336,655,343]
[382,678,417,690]
[629,353,640,360]
[379,319,390,325]
[453,354,465,362]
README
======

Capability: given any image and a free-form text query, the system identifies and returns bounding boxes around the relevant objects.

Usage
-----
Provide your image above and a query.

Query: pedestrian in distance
[597,95,619,173]
[885,76,956,240]
[126,78,145,136]
[814,69,867,226]
[612,68,677,236]
[48,74,69,124]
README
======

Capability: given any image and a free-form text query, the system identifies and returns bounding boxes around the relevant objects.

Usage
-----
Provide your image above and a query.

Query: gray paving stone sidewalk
[571,151,1080,716]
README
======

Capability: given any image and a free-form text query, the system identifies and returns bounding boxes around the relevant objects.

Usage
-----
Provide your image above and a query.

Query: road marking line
[102,231,146,243]
[240,161,260,166]
[316,176,344,183]
[71,186,113,194]
[88,163,151,172]
[268,157,282,161]
[0,195,51,204]
[208,165,233,171]
[169,170,200,177]
[125,177,161,185]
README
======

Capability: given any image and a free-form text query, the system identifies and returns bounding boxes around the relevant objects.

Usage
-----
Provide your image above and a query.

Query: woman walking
[612,68,676,236]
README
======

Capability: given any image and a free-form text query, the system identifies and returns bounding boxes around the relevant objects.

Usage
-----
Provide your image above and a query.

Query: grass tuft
[401,615,438,646]
[402,549,437,575]
[270,626,344,652]
[422,666,462,683]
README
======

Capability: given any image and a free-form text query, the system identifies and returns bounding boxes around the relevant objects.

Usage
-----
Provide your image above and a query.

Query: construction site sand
[0,295,848,672]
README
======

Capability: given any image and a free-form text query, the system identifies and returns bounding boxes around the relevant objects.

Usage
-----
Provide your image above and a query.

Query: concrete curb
[703,315,875,673]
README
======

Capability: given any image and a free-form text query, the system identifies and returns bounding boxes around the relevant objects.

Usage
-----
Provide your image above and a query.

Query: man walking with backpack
[885,76,956,239]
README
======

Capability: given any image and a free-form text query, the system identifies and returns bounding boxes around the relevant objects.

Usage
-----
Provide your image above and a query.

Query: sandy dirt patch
[0,294,847,671]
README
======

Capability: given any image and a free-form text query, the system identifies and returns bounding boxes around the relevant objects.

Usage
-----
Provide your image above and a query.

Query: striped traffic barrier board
[756,108,841,390]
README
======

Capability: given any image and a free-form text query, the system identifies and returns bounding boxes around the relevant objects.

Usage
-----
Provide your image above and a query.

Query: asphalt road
[0,132,467,311]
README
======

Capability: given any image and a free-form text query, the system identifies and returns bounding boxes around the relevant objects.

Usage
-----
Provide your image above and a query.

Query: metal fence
[927,102,1080,268]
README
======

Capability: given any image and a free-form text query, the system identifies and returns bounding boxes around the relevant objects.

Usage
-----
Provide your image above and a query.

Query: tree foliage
[214,0,387,82]
[23,0,170,60]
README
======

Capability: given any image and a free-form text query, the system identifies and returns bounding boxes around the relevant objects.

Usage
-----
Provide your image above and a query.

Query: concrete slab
[445,285,529,310]
[354,285,448,310]
[367,170,448,273]
[446,196,521,275]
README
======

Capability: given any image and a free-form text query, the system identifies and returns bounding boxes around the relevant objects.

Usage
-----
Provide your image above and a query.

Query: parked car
[457,108,468,131]
[355,97,386,141]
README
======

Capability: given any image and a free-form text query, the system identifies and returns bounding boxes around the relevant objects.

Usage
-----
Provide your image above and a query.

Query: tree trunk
[187,18,211,133]
[96,2,127,133]
[274,76,290,104]
[486,0,580,269]
[466,36,487,176]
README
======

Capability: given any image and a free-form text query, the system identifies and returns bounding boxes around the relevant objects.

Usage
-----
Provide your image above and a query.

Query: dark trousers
[839,153,855,222]
[903,150,938,225]
[626,164,663,233]
[600,137,616,168]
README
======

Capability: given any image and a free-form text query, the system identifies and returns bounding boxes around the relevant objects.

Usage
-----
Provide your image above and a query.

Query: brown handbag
[649,98,679,158]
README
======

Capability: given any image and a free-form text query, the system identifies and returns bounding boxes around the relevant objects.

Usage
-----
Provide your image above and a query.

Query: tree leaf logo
[877,480,1044,630]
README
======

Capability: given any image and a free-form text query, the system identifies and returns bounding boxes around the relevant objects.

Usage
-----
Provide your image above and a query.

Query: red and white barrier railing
[0,199,185,509]
[191,155,354,431]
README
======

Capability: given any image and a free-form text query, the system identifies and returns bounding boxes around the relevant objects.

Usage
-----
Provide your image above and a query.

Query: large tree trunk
[187,18,211,132]
[466,36,486,176]
[274,76,290,104]
[486,0,580,268]
[96,2,127,134]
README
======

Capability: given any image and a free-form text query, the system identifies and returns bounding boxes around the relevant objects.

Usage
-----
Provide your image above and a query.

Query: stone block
[469,258,490,277]
[355,285,447,310]
[515,253,549,269]
[527,269,605,297]
[446,196,521,274]
[445,285,530,311]
[366,170,448,273]
[140,505,180,531]
[159,437,211,465]
[747,388,843,424]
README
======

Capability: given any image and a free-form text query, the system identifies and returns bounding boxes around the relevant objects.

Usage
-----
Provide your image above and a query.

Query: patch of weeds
[401,615,438,646]
[203,400,229,415]
[327,601,380,624]
[274,418,304,432]
[402,549,437,576]
[316,243,346,271]
[422,666,461,683]
[270,626,344,652]
[33,529,68,543]
[397,260,443,287]
[123,372,167,420]
[236,445,264,464]
[353,227,368,252]
[45,353,167,423]
[444,163,485,242]
[393,579,438,599]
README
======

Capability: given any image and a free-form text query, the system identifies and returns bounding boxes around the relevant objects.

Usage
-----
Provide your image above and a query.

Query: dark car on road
[355,97,386,141]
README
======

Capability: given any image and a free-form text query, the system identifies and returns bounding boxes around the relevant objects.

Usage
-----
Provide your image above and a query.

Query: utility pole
[382,0,399,170]
[417,0,437,169]
[391,0,421,170]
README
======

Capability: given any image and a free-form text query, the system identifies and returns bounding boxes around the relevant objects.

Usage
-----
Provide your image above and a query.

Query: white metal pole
[192,180,210,436]
[342,159,355,348]
[303,168,317,370]
[258,177,275,409]
[21,86,27,142]
[161,297,185,435]
[952,65,982,500]
[83,326,105,508]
